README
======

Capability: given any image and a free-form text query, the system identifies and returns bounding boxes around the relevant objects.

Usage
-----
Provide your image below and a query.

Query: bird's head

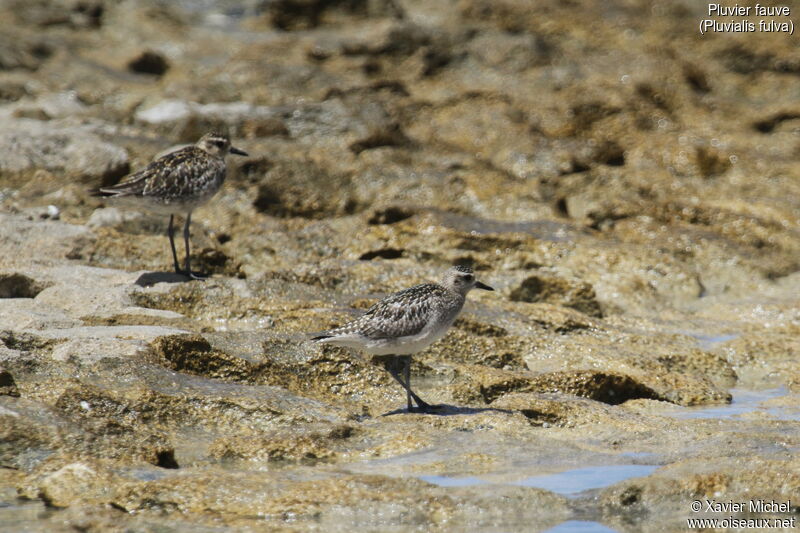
[196,132,248,158]
[442,265,494,295]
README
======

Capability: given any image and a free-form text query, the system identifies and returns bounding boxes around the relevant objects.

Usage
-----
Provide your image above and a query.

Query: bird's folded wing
[357,284,442,339]
[99,147,217,198]
[96,164,153,196]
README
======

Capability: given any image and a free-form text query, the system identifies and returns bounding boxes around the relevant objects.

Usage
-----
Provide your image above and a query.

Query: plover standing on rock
[311,266,494,413]
[93,132,248,280]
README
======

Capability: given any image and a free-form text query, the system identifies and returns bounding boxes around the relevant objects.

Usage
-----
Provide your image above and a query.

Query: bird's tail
[310,334,333,342]
[90,188,114,198]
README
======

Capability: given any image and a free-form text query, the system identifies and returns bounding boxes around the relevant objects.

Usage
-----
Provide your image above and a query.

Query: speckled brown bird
[311,266,494,413]
[94,132,248,280]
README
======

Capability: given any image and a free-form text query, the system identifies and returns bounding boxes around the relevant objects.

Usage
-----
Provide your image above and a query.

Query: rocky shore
[1,0,798,531]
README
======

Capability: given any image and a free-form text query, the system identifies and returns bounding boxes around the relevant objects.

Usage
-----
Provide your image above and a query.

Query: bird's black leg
[182,212,205,280]
[167,214,181,273]
[183,212,192,274]
[385,356,431,411]
[402,355,435,411]
[403,354,412,411]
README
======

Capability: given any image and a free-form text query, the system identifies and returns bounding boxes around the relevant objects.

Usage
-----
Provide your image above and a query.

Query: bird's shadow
[381,404,515,417]
[134,271,208,287]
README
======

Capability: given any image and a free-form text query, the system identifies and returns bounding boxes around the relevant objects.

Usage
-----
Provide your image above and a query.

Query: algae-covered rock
[509,272,603,317]
[0,119,129,186]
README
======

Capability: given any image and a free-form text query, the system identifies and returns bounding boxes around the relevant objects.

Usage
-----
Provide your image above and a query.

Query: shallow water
[515,464,660,495]
[0,499,49,533]
[686,332,740,350]
[661,388,799,421]
[543,521,618,533]
[418,474,488,487]
[419,464,659,496]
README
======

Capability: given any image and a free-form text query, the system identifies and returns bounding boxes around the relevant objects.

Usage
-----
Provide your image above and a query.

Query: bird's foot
[175,269,209,281]
[409,403,445,414]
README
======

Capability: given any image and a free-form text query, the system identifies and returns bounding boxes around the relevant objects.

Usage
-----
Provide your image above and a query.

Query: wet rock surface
[0,0,799,531]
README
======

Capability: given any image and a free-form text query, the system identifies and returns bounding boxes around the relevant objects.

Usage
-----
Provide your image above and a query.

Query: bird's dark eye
[213,140,225,147]
[463,274,474,282]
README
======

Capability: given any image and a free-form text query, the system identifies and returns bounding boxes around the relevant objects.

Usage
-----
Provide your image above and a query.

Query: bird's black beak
[230,146,249,156]
[475,281,494,291]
